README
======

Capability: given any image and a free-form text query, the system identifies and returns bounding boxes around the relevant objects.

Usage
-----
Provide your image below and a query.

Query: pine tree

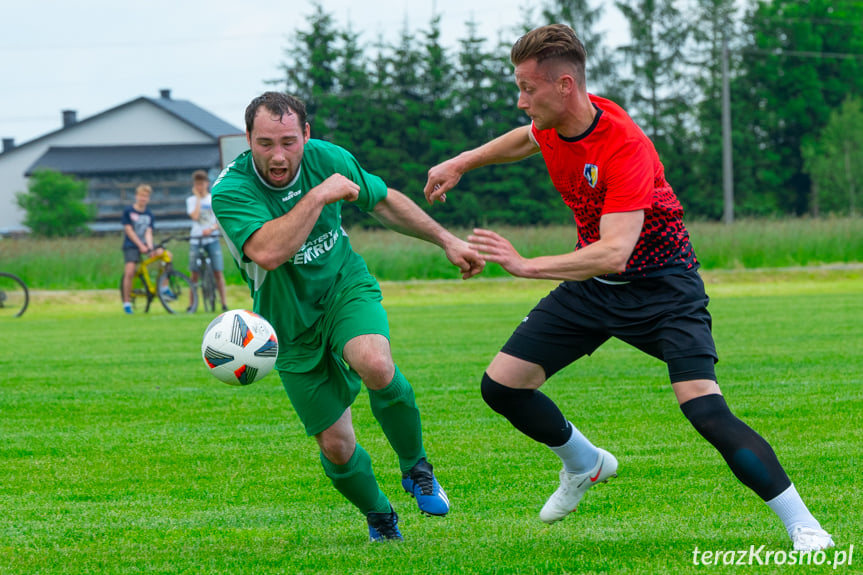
[540,0,628,105]
[615,0,696,202]
[802,96,863,216]
[272,1,339,134]
[736,0,863,214]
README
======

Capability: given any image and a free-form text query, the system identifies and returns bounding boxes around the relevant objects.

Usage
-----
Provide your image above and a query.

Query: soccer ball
[201,309,278,385]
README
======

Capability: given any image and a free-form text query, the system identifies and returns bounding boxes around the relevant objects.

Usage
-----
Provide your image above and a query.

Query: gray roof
[1,90,241,157]
[145,95,241,139]
[25,144,220,175]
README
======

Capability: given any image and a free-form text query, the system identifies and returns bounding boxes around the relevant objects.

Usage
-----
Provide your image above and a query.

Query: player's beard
[253,155,295,188]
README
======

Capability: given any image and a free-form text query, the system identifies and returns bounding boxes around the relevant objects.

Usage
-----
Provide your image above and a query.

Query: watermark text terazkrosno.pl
[692,545,854,569]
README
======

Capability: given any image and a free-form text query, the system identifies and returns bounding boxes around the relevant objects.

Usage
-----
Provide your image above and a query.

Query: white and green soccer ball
[201,309,278,385]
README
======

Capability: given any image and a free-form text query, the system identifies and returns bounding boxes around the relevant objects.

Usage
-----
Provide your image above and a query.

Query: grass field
[1,272,861,574]
[0,217,861,289]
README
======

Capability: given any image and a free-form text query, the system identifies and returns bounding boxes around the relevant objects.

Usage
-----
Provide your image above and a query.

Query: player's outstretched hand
[424,159,462,204]
[444,237,486,280]
[468,228,529,278]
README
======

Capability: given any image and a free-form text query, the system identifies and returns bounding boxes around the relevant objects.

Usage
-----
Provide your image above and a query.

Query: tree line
[274,0,863,226]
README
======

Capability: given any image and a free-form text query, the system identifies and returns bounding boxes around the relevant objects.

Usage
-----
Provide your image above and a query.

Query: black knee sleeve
[681,393,791,500]
[667,355,716,384]
[480,372,570,446]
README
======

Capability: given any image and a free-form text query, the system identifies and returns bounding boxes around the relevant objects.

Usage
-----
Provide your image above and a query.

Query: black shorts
[501,270,718,379]
[122,246,142,263]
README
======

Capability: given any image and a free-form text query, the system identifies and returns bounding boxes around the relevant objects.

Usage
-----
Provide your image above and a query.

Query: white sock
[766,484,821,535]
[549,422,599,474]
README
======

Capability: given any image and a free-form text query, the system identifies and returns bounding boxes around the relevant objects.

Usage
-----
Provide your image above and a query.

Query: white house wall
[0,100,215,233]
[0,145,45,233]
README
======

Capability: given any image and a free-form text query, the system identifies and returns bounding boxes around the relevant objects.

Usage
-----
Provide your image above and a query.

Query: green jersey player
[212,91,484,542]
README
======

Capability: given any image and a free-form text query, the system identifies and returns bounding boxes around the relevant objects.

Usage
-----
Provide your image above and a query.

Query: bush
[16,169,95,237]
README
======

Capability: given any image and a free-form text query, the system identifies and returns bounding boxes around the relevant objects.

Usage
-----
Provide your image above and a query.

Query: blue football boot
[367,506,403,542]
[401,458,450,516]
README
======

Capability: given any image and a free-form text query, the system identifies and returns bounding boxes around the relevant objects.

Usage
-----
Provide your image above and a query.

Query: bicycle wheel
[0,272,29,318]
[158,268,197,314]
[201,262,217,313]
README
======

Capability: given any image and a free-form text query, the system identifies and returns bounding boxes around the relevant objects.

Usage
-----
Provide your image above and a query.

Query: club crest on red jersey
[583,164,599,187]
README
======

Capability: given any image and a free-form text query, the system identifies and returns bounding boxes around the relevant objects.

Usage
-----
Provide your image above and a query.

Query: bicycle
[0,272,29,318]
[188,237,218,313]
[119,237,198,314]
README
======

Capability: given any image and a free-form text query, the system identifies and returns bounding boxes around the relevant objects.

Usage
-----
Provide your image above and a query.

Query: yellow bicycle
[120,237,198,314]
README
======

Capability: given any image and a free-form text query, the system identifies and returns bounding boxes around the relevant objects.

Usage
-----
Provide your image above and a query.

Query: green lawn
[1,217,861,289]
[0,273,860,574]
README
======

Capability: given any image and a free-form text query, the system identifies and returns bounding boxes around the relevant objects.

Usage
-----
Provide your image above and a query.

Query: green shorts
[279,280,390,436]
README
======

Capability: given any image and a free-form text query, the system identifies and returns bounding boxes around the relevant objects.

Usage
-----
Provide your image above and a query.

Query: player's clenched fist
[313,173,361,204]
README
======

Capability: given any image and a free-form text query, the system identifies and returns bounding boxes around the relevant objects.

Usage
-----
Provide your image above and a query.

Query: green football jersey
[211,139,388,371]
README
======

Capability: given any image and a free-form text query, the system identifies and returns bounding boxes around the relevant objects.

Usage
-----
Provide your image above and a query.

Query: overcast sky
[0,0,627,145]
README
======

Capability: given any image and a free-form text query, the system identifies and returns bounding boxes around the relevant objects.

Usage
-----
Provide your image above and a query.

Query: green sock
[320,444,390,515]
[368,365,426,474]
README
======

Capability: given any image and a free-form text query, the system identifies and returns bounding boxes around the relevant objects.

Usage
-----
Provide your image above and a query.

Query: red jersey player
[424,23,833,553]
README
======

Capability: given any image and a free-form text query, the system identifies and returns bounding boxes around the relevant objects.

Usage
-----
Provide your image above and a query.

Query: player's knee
[481,372,501,410]
[317,434,356,466]
[320,447,353,467]
[358,353,395,390]
[481,372,524,415]
[680,392,731,438]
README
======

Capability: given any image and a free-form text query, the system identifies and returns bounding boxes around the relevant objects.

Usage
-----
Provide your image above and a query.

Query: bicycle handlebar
[167,234,220,244]
[151,236,181,251]
[149,234,220,256]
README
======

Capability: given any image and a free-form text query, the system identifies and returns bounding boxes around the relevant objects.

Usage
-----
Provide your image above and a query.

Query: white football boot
[540,447,618,524]
[790,526,835,552]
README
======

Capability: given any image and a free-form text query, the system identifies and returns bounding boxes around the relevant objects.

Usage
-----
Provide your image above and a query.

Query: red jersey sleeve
[601,138,654,215]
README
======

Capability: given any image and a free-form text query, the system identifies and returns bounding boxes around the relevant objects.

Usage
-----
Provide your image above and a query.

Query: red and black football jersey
[531,94,698,280]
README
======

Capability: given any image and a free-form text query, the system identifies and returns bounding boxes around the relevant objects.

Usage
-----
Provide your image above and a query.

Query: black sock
[681,393,791,501]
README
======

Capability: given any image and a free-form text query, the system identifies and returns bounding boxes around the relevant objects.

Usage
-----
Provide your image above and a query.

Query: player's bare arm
[468,210,644,281]
[371,188,485,279]
[424,125,539,204]
[243,174,360,271]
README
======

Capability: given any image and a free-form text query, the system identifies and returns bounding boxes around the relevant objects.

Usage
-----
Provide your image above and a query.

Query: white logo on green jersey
[292,229,344,264]
[282,190,302,202]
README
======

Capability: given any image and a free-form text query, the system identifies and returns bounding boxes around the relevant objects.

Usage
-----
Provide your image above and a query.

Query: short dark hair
[510,24,587,86]
[192,169,208,182]
[245,91,307,134]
